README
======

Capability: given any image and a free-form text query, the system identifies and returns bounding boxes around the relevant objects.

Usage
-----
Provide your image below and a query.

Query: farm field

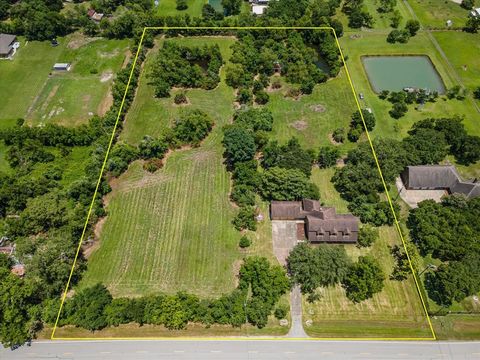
[406,0,474,29]
[0,34,129,126]
[82,37,248,299]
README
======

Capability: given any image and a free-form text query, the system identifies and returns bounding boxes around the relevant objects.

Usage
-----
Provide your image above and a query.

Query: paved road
[2,340,480,359]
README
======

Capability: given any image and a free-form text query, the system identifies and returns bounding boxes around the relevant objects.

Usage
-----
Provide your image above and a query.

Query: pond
[208,0,223,12]
[362,55,446,94]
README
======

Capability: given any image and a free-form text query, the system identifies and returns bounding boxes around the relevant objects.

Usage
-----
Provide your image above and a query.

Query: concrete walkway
[288,285,309,338]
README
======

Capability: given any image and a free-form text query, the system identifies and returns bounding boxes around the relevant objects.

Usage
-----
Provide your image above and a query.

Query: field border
[51,26,436,341]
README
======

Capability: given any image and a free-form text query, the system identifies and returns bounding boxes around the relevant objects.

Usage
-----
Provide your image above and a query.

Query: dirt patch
[97,88,113,117]
[232,259,243,288]
[100,71,114,83]
[67,34,101,49]
[309,104,326,113]
[290,120,308,131]
[121,50,132,69]
[99,49,120,58]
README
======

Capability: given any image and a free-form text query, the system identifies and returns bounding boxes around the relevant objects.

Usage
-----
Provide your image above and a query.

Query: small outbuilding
[0,33,19,59]
[88,9,104,22]
[53,63,72,71]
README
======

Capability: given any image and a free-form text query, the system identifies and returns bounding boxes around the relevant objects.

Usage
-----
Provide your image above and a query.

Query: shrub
[176,0,188,11]
[318,146,340,168]
[233,206,257,231]
[274,306,288,320]
[143,158,163,173]
[272,80,282,89]
[285,88,301,99]
[173,109,214,146]
[332,128,345,143]
[231,184,256,206]
[237,88,253,104]
[357,225,379,248]
[255,90,270,105]
[174,92,188,104]
[239,236,251,248]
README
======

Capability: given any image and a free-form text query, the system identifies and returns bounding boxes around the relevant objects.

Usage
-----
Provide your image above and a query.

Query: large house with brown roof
[401,165,480,200]
[270,199,359,244]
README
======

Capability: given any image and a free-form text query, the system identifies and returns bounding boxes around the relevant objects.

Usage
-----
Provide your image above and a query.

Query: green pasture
[156,0,206,17]
[406,0,474,29]
[0,35,128,126]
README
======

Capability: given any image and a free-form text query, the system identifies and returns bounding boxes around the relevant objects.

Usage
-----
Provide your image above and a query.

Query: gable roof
[0,34,16,55]
[402,165,480,199]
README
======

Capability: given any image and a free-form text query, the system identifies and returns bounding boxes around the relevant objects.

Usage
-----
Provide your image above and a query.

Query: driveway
[271,220,308,338]
[271,220,301,266]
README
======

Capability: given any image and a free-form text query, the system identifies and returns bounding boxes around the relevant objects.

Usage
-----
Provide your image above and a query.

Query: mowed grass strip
[82,147,241,298]
[156,0,205,17]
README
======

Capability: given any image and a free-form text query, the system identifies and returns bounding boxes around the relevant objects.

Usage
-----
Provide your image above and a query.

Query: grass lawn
[0,34,129,126]
[266,72,357,154]
[406,0,475,29]
[303,226,433,338]
[432,31,480,102]
[156,0,205,17]
[432,315,480,340]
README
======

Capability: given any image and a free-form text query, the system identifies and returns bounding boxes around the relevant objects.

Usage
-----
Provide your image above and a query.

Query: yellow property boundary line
[51,26,436,341]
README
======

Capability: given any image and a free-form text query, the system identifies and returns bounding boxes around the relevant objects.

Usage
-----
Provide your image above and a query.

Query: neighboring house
[270,199,359,244]
[470,7,480,17]
[53,63,72,71]
[0,34,19,59]
[87,9,104,22]
[401,165,480,200]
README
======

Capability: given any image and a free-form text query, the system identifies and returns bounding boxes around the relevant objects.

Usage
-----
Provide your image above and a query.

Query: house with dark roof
[0,34,18,59]
[401,165,480,200]
[270,199,359,244]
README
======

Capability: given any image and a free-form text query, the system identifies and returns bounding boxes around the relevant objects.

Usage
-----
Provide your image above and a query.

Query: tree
[461,0,474,9]
[287,243,351,294]
[233,206,257,231]
[402,128,448,165]
[405,19,420,36]
[342,256,385,302]
[357,225,379,247]
[138,135,168,159]
[332,128,345,143]
[231,184,256,206]
[464,16,480,33]
[390,10,402,28]
[454,135,480,165]
[221,0,241,15]
[262,138,315,176]
[389,101,408,118]
[233,108,273,132]
[173,109,214,146]
[223,126,256,165]
[318,146,340,168]
[65,284,112,332]
[260,167,320,201]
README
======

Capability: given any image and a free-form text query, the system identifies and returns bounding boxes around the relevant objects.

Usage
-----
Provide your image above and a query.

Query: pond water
[362,55,446,94]
[208,0,223,12]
